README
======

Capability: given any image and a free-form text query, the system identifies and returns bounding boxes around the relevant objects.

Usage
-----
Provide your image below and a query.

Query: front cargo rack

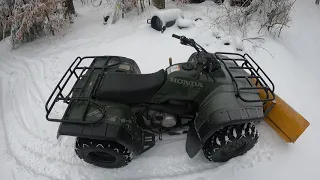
[214,52,275,103]
[45,56,119,124]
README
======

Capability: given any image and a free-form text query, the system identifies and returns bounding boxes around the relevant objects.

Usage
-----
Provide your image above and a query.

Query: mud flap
[186,122,202,158]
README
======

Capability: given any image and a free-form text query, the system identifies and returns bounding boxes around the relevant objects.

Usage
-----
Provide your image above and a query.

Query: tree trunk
[153,0,165,9]
[66,0,76,14]
[45,11,55,36]
[140,0,145,12]
[0,28,3,41]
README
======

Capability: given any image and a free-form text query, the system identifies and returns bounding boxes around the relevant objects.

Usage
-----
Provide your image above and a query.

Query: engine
[138,101,196,132]
[148,110,177,128]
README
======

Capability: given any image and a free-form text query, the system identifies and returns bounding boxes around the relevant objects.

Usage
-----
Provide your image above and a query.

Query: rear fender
[90,56,141,74]
[57,102,146,154]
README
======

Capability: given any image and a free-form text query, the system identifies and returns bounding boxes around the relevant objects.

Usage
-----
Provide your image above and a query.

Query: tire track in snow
[9,76,49,141]
[3,81,70,180]
[6,71,85,163]
[1,79,55,180]
[0,79,15,163]
[1,56,83,179]
[1,55,56,140]
[9,54,55,92]
[27,59,53,101]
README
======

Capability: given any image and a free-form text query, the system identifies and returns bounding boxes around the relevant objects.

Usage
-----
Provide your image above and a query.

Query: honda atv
[45,34,275,168]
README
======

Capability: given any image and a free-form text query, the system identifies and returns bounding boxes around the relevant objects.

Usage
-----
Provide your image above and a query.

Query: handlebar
[172,34,213,79]
[171,34,207,53]
[172,34,181,39]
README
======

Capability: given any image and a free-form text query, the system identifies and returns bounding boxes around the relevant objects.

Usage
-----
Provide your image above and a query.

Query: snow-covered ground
[1,1,320,180]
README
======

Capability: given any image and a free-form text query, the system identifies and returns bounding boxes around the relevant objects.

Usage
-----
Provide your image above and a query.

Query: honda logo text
[170,78,203,88]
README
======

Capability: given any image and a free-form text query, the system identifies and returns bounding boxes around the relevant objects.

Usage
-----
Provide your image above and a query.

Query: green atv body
[46,34,274,168]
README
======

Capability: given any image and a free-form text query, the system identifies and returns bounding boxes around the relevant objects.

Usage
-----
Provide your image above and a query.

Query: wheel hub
[221,140,248,157]
[87,151,116,163]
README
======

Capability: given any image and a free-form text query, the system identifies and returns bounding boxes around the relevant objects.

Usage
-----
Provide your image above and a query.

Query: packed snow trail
[1,1,320,180]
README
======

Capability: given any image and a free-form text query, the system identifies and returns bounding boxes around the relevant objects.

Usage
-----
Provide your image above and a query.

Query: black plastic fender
[197,107,264,144]
[186,107,264,158]
[186,85,264,158]
[57,103,145,154]
[90,56,141,74]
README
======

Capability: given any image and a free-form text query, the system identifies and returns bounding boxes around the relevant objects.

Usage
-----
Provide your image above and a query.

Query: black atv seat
[95,70,165,104]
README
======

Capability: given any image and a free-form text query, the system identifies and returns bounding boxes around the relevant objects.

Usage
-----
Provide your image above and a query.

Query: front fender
[197,107,264,143]
[186,85,264,158]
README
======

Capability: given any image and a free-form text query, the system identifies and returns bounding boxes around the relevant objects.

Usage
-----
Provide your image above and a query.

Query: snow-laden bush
[0,0,14,41]
[86,0,149,24]
[209,0,296,37]
[2,0,71,48]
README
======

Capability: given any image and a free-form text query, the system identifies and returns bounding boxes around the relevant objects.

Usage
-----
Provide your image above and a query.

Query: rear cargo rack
[214,52,275,103]
[45,56,116,124]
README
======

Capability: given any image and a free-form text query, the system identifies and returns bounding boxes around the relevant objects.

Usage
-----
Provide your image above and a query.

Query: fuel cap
[182,63,194,71]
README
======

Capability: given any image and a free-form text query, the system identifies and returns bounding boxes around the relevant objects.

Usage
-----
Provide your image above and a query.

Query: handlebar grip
[172,34,181,39]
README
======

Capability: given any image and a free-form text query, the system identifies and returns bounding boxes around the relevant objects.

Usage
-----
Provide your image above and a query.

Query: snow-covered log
[176,17,193,29]
[148,8,184,32]
[153,8,184,24]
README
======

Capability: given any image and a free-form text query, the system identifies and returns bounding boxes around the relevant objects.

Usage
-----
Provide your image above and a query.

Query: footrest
[141,131,155,153]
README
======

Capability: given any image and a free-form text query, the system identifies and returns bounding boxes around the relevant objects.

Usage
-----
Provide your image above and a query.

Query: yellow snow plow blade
[256,84,310,143]
[263,95,310,143]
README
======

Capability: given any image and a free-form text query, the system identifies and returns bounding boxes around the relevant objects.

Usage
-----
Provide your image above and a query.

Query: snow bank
[176,17,193,28]
[233,37,244,51]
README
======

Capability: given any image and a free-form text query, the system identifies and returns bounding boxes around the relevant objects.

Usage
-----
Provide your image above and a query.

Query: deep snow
[0,1,320,180]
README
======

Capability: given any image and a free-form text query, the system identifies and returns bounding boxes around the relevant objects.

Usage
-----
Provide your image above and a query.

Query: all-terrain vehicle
[45,34,275,168]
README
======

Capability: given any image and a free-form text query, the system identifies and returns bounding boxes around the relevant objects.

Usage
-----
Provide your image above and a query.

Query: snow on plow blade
[257,86,310,143]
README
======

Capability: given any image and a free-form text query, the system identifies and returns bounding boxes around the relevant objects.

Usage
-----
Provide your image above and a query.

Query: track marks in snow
[229,123,275,172]
[0,79,15,163]
[1,55,80,179]
[0,79,53,180]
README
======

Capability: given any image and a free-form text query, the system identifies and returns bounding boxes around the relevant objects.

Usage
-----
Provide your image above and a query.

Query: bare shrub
[2,0,72,48]
[208,0,296,38]
[0,0,15,40]
[108,0,153,24]
[259,0,295,37]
